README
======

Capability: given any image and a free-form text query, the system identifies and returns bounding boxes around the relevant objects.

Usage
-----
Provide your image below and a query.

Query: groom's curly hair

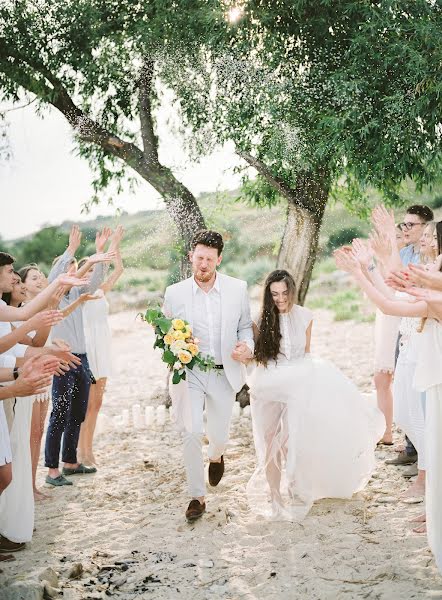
[255,270,297,367]
[191,230,224,256]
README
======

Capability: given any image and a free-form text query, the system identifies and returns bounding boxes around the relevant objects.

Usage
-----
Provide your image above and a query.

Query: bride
[246,270,384,520]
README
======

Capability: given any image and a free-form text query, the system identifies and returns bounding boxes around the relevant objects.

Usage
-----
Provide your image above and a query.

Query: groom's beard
[194,269,215,283]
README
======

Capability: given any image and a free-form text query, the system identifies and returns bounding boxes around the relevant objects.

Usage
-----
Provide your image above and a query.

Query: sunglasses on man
[398,221,425,231]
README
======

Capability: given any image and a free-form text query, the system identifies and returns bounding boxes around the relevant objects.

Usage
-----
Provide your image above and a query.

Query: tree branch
[237,149,311,211]
[138,58,160,165]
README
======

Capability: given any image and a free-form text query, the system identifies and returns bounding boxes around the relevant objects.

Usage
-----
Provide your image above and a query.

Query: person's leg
[78,377,106,465]
[205,371,236,463]
[183,369,206,503]
[62,359,91,469]
[0,463,12,495]
[30,399,50,499]
[45,372,73,478]
[374,371,394,444]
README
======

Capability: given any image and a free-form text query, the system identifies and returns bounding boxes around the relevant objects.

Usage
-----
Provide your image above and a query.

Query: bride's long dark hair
[255,270,297,366]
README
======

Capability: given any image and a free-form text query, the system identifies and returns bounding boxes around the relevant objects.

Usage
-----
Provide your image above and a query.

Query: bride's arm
[305,321,312,353]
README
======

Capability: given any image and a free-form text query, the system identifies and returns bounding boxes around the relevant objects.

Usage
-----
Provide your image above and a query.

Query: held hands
[231,341,253,364]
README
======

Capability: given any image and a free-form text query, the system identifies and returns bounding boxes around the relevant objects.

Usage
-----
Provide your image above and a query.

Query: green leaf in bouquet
[172,370,182,385]
[187,359,195,370]
[163,349,176,365]
[145,308,161,323]
[157,318,173,335]
[154,337,165,349]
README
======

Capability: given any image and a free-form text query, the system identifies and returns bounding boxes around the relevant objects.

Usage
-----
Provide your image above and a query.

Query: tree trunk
[277,175,329,305]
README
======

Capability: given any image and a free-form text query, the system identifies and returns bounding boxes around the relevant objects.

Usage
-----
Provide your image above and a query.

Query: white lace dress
[247,305,384,521]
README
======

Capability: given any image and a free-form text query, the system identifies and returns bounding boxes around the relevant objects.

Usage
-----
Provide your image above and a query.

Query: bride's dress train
[247,305,384,521]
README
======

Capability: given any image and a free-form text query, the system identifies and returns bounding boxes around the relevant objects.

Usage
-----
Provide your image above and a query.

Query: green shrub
[430,195,442,209]
[326,227,364,254]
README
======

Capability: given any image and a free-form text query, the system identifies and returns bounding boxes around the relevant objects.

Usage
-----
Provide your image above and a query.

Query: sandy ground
[2,308,442,599]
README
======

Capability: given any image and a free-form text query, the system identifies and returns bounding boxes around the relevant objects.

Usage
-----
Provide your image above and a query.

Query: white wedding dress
[414,318,442,575]
[247,305,384,520]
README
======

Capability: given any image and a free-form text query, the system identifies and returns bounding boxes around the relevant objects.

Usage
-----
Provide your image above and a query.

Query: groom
[163,230,254,521]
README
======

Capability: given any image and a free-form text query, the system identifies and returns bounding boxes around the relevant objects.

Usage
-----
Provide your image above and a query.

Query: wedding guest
[335,249,442,575]
[44,226,115,487]
[247,270,384,520]
[371,205,433,468]
[78,225,124,467]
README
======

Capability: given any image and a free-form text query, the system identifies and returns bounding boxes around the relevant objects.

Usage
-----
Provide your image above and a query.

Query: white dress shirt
[192,276,222,365]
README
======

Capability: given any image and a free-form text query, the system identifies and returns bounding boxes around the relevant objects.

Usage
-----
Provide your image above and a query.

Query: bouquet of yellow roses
[141,308,215,384]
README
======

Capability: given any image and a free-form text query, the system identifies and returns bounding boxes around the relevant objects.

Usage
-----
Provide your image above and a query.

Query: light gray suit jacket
[163,272,254,392]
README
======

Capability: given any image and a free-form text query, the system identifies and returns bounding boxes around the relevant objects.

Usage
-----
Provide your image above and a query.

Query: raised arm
[100,226,125,294]
[334,250,428,318]
[371,205,403,273]
[0,310,62,353]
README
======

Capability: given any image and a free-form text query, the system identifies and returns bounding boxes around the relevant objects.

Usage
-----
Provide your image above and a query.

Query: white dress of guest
[82,294,112,380]
[393,315,426,469]
[0,403,12,466]
[414,319,442,575]
[374,309,400,373]
[0,394,34,542]
[247,305,384,520]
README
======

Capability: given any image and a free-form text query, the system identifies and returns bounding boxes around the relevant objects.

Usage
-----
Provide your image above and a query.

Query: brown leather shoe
[0,536,25,553]
[185,499,206,521]
[209,456,224,487]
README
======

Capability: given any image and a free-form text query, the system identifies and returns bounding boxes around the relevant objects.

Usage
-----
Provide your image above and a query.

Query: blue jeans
[44,354,92,468]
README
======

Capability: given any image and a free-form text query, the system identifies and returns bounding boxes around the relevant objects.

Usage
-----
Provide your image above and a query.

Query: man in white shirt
[164,230,254,521]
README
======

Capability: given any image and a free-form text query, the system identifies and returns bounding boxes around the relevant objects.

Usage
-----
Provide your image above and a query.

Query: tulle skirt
[247,356,385,521]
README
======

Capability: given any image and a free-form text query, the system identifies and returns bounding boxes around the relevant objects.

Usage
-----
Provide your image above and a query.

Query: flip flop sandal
[62,464,97,476]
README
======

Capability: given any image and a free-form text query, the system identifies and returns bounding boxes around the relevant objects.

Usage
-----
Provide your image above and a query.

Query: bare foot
[410,513,426,523]
[34,489,50,501]
[81,454,97,466]
[401,481,425,499]
[412,523,427,534]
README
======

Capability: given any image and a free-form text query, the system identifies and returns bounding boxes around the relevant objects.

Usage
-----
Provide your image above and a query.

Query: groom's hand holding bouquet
[141,308,215,384]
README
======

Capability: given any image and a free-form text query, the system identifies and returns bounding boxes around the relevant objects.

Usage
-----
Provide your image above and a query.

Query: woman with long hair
[246,270,384,520]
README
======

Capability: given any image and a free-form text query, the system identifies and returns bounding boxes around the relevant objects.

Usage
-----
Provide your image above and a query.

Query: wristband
[13,367,19,380]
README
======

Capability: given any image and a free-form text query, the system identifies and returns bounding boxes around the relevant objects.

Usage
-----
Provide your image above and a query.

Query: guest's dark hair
[436,221,442,270]
[0,252,15,268]
[255,270,297,367]
[3,271,22,306]
[18,263,40,283]
[191,230,224,256]
[406,205,434,222]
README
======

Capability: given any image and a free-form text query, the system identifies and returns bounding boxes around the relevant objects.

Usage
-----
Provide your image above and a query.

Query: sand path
[2,309,442,599]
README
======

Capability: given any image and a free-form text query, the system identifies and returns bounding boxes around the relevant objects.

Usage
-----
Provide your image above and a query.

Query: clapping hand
[371,205,396,237]
[67,224,82,256]
[231,341,253,363]
[333,248,362,274]
[88,251,117,265]
[28,309,64,331]
[351,238,373,269]
[384,270,413,292]
[95,227,113,253]
[408,264,442,291]
[369,230,392,264]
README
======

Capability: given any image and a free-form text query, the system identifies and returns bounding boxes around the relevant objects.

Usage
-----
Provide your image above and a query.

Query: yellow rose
[187,343,198,356]
[173,331,187,340]
[172,319,185,330]
[178,350,192,364]
[164,334,174,346]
